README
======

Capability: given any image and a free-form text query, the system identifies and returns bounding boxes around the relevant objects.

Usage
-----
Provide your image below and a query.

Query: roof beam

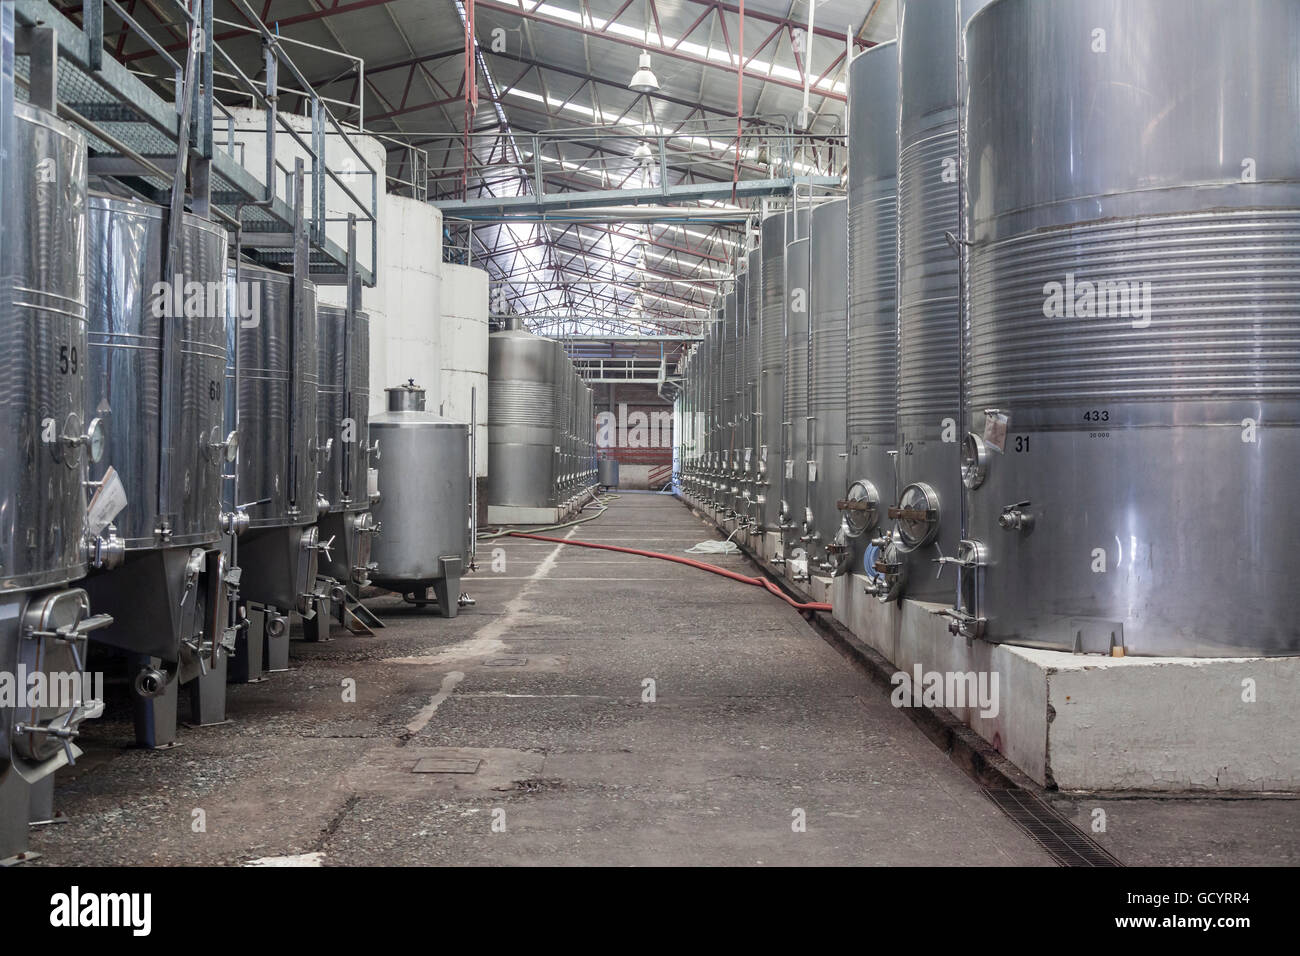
[475,0,849,102]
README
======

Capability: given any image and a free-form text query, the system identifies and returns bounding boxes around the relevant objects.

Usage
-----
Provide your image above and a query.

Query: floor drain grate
[485,656,529,667]
[412,757,481,774]
[982,788,1123,867]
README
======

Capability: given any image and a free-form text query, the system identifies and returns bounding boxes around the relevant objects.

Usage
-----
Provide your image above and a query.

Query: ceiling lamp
[629,51,659,93]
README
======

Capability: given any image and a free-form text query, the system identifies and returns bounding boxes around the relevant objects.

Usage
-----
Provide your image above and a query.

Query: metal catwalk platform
[12,0,375,285]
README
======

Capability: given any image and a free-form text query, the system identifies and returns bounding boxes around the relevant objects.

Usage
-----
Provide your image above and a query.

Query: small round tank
[369,382,470,616]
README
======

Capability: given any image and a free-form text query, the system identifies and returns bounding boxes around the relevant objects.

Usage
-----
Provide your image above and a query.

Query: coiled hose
[505,531,832,613]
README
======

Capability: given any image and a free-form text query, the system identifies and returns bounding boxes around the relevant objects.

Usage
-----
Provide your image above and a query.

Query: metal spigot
[998,501,1033,532]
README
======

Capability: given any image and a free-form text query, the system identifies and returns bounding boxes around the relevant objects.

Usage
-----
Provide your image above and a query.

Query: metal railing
[76,0,380,278]
[417,119,846,203]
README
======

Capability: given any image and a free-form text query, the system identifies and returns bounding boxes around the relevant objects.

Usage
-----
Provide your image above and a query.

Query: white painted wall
[437,262,489,477]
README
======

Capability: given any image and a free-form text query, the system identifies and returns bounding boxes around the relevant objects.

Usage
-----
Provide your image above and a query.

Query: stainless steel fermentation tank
[1,103,109,858]
[957,0,1300,656]
[842,42,901,591]
[740,251,761,528]
[369,383,470,617]
[223,262,321,672]
[890,0,995,603]
[706,304,724,511]
[313,303,375,598]
[721,287,740,519]
[781,235,811,565]
[754,213,784,534]
[806,198,849,574]
[80,196,232,717]
[488,317,561,511]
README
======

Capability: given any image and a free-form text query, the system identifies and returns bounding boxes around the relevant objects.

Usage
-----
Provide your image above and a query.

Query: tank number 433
[1082,409,1110,422]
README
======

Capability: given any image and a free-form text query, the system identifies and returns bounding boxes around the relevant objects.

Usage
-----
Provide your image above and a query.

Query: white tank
[438,261,489,479]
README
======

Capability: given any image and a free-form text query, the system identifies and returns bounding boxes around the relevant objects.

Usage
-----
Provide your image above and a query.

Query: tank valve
[85,526,125,570]
[998,501,1033,532]
[265,613,288,638]
[133,665,170,699]
[864,533,905,603]
[221,510,250,536]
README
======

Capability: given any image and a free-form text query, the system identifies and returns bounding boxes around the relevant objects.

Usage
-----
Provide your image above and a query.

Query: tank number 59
[57,345,78,374]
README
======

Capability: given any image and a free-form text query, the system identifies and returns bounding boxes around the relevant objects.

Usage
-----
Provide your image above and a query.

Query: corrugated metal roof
[112,0,896,335]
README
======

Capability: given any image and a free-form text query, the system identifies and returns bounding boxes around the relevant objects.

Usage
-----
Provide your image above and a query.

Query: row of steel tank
[486,317,599,518]
[0,98,473,859]
[681,0,1300,659]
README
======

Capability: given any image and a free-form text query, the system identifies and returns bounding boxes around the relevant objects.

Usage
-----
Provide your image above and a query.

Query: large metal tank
[223,261,320,614]
[1,105,93,594]
[844,41,901,588]
[892,0,995,602]
[583,384,596,489]
[720,289,739,517]
[369,383,470,617]
[782,235,811,562]
[81,195,231,663]
[487,318,560,510]
[742,249,761,526]
[756,213,786,533]
[708,306,724,510]
[731,262,750,521]
[1,103,104,832]
[315,303,375,589]
[958,0,1300,656]
[807,198,849,574]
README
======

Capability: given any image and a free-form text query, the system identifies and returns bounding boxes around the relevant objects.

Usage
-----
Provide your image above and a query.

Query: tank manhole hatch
[981,788,1123,868]
[412,757,482,774]
[485,656,529,666]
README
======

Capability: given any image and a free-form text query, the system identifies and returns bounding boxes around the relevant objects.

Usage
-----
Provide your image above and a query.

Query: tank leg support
[27,774,62,825]
[264,606,290,672]
[434,557,464,619]
[301,600,330,642]
[186,649,229,726]
[0,770,33,863]
[130,654,179,748]
[228,605,265,683]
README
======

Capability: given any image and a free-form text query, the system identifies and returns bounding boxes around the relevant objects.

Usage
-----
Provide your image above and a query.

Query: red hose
[506,531,833,613]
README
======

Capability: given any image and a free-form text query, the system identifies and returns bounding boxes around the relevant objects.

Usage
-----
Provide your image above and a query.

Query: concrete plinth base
[487,504,561,526]
[831,572,1300,792]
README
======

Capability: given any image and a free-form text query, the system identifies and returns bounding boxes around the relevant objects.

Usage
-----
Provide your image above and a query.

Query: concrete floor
[26,493,1298,866]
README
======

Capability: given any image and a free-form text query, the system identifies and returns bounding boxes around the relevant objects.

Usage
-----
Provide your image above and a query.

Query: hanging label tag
[744,448,752,467]
[983,410,1009,453]
[759,445,768,464]
[87,466,128,537]
[784,460,794,479]
[807,460,818,482]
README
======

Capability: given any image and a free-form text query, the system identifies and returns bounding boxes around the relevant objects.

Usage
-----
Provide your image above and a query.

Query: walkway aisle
[34,493,1049,866]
